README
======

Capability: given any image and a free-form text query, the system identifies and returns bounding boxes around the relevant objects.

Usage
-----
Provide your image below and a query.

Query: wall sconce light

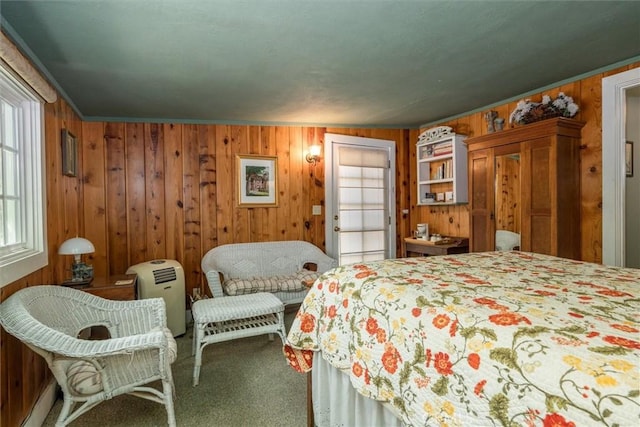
[59,237,95,285]
[306,144,322,165]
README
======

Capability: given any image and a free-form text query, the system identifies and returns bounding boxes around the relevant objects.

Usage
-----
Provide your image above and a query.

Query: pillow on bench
[224,269,320,296]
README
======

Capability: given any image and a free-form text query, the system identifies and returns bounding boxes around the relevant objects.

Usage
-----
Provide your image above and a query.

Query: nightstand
[403,237,469,257]
[79,274,137,300]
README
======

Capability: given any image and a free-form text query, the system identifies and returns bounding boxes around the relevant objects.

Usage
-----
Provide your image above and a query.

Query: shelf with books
[416,132,468,205]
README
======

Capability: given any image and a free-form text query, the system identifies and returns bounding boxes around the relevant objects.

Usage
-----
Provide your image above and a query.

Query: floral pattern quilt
[284,251,640,427]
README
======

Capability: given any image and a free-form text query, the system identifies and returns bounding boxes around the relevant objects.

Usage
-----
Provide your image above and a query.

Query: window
[0,64,47,287]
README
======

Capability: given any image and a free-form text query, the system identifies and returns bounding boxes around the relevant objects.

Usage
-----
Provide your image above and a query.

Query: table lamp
[59,237,95,284]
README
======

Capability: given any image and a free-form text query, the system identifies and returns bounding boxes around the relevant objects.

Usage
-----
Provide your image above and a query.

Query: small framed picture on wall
[626,141,633,177]
[236,154,278,207]
[61,129,78,177]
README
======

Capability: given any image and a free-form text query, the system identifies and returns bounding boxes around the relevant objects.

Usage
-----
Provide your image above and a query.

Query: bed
[284,251,640,426]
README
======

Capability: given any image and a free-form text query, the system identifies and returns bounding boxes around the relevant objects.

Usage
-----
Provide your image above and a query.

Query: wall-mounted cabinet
[416,132,467,205]
[465,117,584,259]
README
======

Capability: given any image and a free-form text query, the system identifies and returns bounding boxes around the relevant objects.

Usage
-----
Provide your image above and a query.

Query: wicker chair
[0,285,177,427]
[495,230,521,251]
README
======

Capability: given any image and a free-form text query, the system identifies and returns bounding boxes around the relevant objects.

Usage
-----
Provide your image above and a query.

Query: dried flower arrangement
[509,92,579,125]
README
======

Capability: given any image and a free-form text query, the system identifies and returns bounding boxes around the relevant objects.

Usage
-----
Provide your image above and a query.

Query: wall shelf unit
[416,131,467,205]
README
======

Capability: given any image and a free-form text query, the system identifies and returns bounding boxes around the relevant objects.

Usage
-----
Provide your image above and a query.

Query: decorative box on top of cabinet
[465,117,584,259]
[416,131,468,205]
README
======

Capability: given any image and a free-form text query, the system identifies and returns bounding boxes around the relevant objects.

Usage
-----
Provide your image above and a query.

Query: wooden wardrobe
[465,117,584,259]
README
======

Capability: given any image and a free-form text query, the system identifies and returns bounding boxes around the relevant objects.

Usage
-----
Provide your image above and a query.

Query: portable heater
[126,259,186,337]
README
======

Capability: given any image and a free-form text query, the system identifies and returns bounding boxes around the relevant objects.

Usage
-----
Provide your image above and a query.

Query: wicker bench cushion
[223,269,319,296]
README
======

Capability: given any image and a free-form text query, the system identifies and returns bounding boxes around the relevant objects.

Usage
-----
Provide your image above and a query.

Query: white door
[324,134,396,264]
[602,67,640,266]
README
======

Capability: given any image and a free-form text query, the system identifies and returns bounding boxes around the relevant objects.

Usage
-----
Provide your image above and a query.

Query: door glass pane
[340,165,384,187]
[340,251,385,264]
[339,230,385,254]
[339,147,387,167]
[340,210,384,231]
[338,161,387,264]
[339,188,384,210]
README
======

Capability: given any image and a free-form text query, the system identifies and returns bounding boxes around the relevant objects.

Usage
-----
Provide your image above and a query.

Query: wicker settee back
[202,240,336,280]
[201,240,337,300]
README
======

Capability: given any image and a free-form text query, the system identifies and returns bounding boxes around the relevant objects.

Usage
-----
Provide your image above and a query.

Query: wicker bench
[191,292,286,386]
[201,240,338,306]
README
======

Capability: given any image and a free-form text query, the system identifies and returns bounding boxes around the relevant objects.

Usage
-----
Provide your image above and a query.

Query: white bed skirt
[312,352,403,427]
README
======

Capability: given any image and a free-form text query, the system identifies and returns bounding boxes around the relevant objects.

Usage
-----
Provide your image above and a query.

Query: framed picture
[237,154,278,207]
[626,141,634,177]
[61,129,77,177]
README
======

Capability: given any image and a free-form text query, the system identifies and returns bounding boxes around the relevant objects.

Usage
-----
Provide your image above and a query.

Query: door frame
[602,67,640,266]
[324,133,396,261]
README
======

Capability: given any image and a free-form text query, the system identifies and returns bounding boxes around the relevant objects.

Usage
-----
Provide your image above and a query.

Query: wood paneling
[105,123,128,275]
[125,123,148,266]
[82,121,108,277]
[1,99,409,425]
[1,99,79,427]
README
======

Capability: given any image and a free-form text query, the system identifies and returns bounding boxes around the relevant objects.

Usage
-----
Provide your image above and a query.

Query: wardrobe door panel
[529,140,552,214]
[525,138,553,254]
[531,216,552,254]
[469,149,493,252]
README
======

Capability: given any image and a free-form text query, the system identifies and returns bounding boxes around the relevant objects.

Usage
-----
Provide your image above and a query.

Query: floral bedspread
[284,251,640,427]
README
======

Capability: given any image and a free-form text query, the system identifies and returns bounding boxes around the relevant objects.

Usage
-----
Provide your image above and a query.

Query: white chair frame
[0,285,177,427]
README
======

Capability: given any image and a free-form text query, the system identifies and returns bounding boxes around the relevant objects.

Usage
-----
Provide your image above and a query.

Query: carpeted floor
[42,311,307,426]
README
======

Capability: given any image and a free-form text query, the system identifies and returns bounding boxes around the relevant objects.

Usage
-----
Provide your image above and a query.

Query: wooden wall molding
[0,32,57,103]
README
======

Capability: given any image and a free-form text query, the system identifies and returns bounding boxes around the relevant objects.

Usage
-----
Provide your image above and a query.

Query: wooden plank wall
[0,98,410,426]
[411,61,640,263]
[0,98,82,427]
[75,123,409,293]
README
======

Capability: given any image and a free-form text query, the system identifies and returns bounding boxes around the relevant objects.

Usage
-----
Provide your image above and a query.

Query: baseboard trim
[24,379,57,427]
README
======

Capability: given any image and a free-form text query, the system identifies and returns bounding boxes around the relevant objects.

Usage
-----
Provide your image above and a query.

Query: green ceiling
[1,0,639,128]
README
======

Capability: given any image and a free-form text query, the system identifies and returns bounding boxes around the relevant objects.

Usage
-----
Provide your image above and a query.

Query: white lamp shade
[58,237,95,255]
